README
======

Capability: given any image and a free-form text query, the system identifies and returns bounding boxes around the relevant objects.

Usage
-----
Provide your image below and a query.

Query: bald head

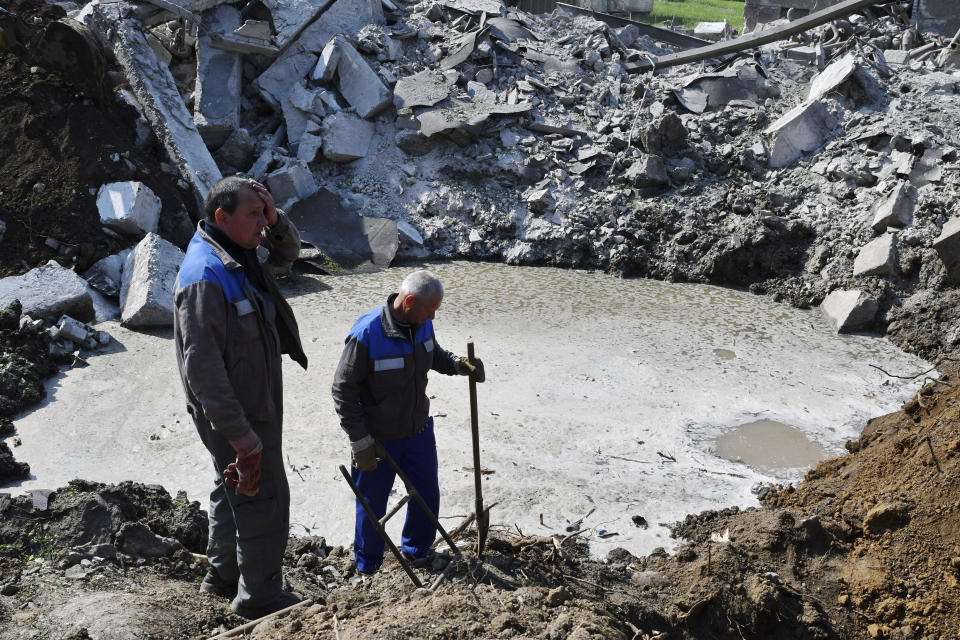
[392,270,444,325]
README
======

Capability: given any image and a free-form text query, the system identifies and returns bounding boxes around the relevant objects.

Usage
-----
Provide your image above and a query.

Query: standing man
[332,270,484,575]
[174,176,307,619]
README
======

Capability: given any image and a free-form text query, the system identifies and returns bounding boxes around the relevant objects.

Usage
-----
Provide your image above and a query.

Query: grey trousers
[193,410,290,609]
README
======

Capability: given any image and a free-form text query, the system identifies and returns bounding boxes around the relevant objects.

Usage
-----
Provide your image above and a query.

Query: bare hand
[248,179,277,226]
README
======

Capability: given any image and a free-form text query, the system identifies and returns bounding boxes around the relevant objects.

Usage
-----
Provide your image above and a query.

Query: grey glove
[455,357,485,383]
[353,444,378,471]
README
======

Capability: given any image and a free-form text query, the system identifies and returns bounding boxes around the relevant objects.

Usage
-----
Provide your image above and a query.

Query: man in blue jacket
[174,176,307,618]
[331,270,484,575]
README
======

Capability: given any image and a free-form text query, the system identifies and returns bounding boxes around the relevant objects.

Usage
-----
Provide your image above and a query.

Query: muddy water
[713,420,831,472]
[7,262,932,557]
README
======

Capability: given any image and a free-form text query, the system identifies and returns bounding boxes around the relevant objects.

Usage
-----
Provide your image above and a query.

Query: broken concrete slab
[820,289,878,333]
[871,183,917,232]
[236,19,272,40]
[764,99,836,168]
[195,5,242,146]
[933,217,960,282]
[83,249,132,298]
[311,36,342,82]
[418,99,532,145]
[210,32,280,56]
[336,39,393,118]
[440,0,505,16]
[96,181,162,236]
[674,62,778,114]
[393,69,456,109]
[86,8,221,209]
[321,112,375,162]
[120,233,184,328]
[524,188,555,213]
[265,161,319,208]
[257,51,319,109]
[624,154,669,188]
[297,132,324,164]
[0,261,94,322]
[807,52,857,101]
[853,233,898,277]
[280,88,322,149]
[693,21,731,41]
[527,115,588,137]
[287,189,398,268]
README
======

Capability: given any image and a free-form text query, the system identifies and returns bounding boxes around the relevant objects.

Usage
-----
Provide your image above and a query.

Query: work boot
[199,566,238,599]
[401,549,436,569]
[230,590,303,620]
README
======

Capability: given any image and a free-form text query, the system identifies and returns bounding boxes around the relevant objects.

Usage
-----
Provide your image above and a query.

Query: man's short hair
[203,176,252,221]
[399,270,443,301]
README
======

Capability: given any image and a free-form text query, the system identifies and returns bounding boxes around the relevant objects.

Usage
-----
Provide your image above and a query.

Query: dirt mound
[0,0,192,278]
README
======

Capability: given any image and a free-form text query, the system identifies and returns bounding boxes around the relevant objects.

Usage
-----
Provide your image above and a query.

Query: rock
[194,5,242,146]
[853,233,898,277]
[119,233,184,328]
[545,586,571,607]
[311,36,341,83]
[83,250,131,297]
[235,19,272,41]
[764,99,836,168]
[297,132,324,164]
[864,501,909,535]
[0,261,94,322]
[624,154,668,188]
[820,289,878,333]
[115,522,183,559]
[871,183,917,232]
[396,129,434,156]
[524,188,555,213]
[694,21,731,41]
[335,39,392,119]
[57,316,91,344]
[393,69,455,109]
[933,216,960,282]
[265,161,318,208]
[96,181,162,236]
[214,128,256,171]
[65,564,89,579]
[321,112,375,162]
[631,570,670,588]
[397,220,424,247]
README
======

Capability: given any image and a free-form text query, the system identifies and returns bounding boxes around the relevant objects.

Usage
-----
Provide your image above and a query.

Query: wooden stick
[207,599,312,639]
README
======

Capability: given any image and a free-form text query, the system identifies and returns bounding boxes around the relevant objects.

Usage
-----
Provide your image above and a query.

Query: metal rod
[379,495,410,526]
[555,2,710,49]
[338,464,423,588]
[467,342,487,558]
[626,0,896,74]
[378,446,462,557]
[207,598,312,639]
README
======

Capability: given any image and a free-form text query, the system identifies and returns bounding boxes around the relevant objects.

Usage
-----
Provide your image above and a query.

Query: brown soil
[0,0,193,278]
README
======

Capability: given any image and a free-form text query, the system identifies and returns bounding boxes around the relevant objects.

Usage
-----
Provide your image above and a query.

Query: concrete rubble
[853,233,898,278]
[96,181,162,236]
[119,233,185,328]
[0,262,94,323]
[820,289,879,333]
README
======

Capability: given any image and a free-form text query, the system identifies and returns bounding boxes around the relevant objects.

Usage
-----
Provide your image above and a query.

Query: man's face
[404,292,443,325]
[215,188,267,249]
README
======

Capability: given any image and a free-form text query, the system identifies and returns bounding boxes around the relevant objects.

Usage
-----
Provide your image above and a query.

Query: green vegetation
[635,0,745,33]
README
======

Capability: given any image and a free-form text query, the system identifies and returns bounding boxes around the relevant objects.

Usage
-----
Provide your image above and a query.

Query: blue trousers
[352,421,440,574]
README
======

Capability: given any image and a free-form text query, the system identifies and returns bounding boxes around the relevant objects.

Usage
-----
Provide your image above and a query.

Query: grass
[633,0,746,34]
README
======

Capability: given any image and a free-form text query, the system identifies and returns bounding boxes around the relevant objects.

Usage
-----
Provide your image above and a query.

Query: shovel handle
[468,342,482,509]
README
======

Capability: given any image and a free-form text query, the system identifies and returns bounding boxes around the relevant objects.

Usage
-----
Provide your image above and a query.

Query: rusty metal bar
[555,2,710,49]
[379,494,410,526]
[626,0,895,73]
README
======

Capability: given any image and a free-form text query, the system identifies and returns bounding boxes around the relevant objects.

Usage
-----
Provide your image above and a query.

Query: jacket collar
[197,220,242,271]
[380,293,413,340]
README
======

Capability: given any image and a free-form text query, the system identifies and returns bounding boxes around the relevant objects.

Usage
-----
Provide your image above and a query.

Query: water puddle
[713,349,737,360]
[713,419,831,472]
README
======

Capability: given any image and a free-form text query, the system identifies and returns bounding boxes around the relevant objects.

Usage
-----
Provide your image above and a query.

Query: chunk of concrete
[440,0,504,16]
[764,99,836,168]
[194,5,241,146]
[96,181,162,236]
[311,36,341,83]
[336,39,392,119]
[321,112,374,162]
[871,183,917,232]
[287,189,398,268]
[116,522,183,559]
[236,19,272,40]
[0,261,94,322]
[210,33,280,56]
[257,51,319,109]
[693,21,730,41]
[265,161,318,208]
[807,53,857,101]
[86,8,221,209]
[674,62,778,114]
[933,216,960,282]
[624,154,668,188]
[393,69,455,109]
[83,249,132,297]
[281,92,320,149]
[820,289,878,333]
[214,127,256,170]
[853,233,898,277]
[297,132,324,164]
[120,233,185,328]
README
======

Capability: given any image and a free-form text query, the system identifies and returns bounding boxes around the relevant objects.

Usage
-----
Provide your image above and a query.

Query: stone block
[336,39,392,119]
[194,5,242,146]
[624,154,668,188]
[311,37,341,83]
[0,261,94,322]
[265,161,318,207]
[871,183,916,232]
[853,233,898,277]
[693,21,730,41]
[120,233,185,328]
[933,216,960,282]
[297,132,324,164]
[96,181,162,236]
[764,99,836,168]
[321,112,375,163]
[807,53,857,102]
[820,289,878,333]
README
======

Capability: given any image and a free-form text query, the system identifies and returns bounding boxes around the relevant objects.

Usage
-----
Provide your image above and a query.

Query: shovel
[467,342,490,558]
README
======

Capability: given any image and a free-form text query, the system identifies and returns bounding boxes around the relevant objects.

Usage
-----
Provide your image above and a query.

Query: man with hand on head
[174,176,308,619]
[331,270,485,575]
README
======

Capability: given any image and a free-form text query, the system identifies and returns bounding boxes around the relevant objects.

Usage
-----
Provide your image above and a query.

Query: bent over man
[331,270,484,575]
[174,176,307,619]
